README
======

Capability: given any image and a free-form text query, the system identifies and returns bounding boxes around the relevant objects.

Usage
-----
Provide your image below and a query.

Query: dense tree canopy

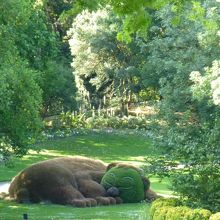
[135,0,220,211]
[68,8,144,115]
[0,0,76,161]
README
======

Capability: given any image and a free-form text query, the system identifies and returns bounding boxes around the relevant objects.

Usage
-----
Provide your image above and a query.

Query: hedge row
[210,213,220,220]
[150,198,220,220]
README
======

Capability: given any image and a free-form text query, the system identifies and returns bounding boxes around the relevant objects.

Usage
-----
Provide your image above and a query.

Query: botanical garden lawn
[0,130,171,220]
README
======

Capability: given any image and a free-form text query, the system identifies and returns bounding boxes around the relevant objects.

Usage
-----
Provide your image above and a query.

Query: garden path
[0,181,10,193]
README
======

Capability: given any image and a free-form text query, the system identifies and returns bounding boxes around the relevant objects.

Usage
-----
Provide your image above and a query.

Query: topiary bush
[150,198,212,220]
[101,166,147,203]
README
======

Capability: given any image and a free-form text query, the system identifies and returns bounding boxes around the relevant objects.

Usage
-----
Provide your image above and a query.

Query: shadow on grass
[0,131,171,220]
[0,131,169,187]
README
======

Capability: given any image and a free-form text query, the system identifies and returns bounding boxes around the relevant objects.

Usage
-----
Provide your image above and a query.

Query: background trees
[67,0,220,211]
[0,0,42,160]
[0,0,76,161]
[141,0,220,211]
[68,8,143,115]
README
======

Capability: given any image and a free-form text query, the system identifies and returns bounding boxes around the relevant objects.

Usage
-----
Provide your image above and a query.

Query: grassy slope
[0,201,150,220]
[0,130,171,220]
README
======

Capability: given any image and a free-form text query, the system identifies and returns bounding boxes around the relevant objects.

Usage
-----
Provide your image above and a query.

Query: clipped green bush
[153,207,168,220]
[101,166,146,203]
[150,198,212,220]
[150,198,182,219]
[167,207,211,220]
[210,213,220,220]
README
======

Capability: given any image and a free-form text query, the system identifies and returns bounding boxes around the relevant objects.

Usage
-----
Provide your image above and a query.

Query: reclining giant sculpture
[8,156,158,207]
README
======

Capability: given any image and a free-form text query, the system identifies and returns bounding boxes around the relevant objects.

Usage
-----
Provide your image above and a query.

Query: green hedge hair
[101,165,147,203]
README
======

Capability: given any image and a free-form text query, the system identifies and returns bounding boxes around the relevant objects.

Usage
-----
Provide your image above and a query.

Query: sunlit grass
[0,131,156,180]
[0,200,151,220]
[0,130,172,219]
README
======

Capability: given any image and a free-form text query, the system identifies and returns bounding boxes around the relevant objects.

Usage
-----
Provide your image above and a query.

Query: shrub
[127,116,148,129]
[192,209,212,220]
[60,112,86,128]
[210,213,220,220]
[49,112,151,131]
[166,207,211,220]
[105,117,122,129]
[150,198,212,220]
[0,60,42,160]
[86,116,108,129]
[142,0,220,213]
[153,206,169,220]
[150,198,182,219]
[145,119,220,211]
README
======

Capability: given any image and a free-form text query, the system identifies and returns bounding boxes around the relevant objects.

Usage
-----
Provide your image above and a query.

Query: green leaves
[190,60,220,106]
[108,0,145,15]
[0,59,42,160]
[0,0,33,31]
[0,0,73,160]
[66,0,183,43]
[117,10,152,43]
[140,0,220,212]
[188,1,205,21]
[68,8,143,113]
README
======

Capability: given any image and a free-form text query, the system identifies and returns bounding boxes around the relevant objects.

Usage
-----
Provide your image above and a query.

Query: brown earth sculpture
[8,156,158,207]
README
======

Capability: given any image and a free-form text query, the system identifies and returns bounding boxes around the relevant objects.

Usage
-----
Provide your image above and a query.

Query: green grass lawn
[0,130,172,220]
[0,200,150,220]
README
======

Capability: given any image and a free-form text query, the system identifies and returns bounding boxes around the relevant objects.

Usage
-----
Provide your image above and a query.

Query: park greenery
[0,130,169,219]
[150,198,213,220]
[0,0,220,218]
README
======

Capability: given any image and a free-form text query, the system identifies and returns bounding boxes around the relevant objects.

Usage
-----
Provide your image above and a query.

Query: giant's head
[101,162,154,203]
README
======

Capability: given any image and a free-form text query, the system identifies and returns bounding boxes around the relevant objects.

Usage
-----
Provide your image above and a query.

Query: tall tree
[0,0,77,161]
[64,0,188,42]
[0,0,42,161]
[143,0,220,211]
[14,2,77,116]
[68,8,142,115]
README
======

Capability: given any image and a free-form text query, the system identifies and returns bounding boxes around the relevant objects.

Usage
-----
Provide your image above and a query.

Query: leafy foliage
[41,61,77,116]
[0,0,76,160]
[67,0,184,42]
[190,60,220,106]
[68,8,143,115]
[0,1,43,161]
[1,0,220,213]
[142,0,220,212]
[47,111,150,131]
[15,4,76,116]
[150,198,212,220]
[210,213,220,220]
[0,60,42,160]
